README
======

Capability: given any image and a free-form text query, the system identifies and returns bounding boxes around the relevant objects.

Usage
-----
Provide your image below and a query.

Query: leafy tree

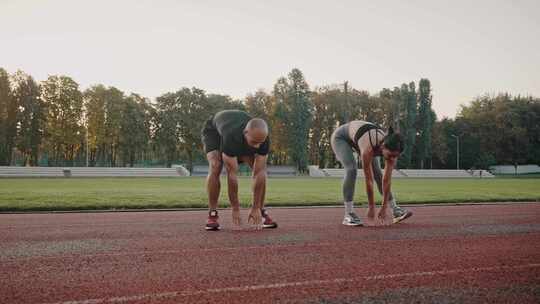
[446,94,540,170]
[0,68,14,165]
[154,88,239,169]
[273,69,312,172]
[416,78,434,168]
[207,94,245,112]
[401,82,417,168]
[83,85,125,166]
[119,94,152,167]
[83,85,107,166]
[493,95,529,167]
[309,88,333,168]
[245,89,272,121]
[270,77,291,165]
[103,87,124,166]
[431,118,451,168]
[176,88,209,171]
[41,75,84,166]
[154,92,180,168]
[12,71,44,166]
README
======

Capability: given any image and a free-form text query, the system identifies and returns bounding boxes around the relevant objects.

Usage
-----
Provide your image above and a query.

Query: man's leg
[331,127,362,226]
[206,151,223,230]
[371,157,413,223]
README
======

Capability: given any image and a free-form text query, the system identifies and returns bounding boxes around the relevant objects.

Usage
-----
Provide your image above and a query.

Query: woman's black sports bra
[347,123,384,155]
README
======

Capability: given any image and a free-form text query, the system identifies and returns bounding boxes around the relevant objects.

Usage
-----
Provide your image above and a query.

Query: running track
[1,203,540,303]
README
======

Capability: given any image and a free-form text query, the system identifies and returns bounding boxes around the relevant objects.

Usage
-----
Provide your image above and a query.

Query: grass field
[1,177,539,212]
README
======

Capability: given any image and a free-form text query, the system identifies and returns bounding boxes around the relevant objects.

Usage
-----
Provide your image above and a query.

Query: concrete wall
[489,165,540,174]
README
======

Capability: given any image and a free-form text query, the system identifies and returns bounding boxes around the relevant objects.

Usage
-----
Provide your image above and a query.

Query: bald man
[201,110,278,231]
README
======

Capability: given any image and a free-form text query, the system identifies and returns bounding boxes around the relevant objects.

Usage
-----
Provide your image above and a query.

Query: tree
[12,71,44,166]
[309,88,333,168]
[431,118,451,168]
[451,93,540,170]
[347,88,370,123]
[401,82,417,168]
[103,87,124,166]
[83,85,107,166]
[309,85,340,168]
[176,88,209,171]
[272,69,313,172]
[154,92,180,168]
[207,94,245,112]
[41,75,84,166]
[376,88,395,128]
[245,89,272,121]
[154,88,238,170]
[0,68,14,165]
[494,95,529,167]
[416,78,434,168]
[82,85,124,166]
[270,77,291,165]
[119,94,152,167]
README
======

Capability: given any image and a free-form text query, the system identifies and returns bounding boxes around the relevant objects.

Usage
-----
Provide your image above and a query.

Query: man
[201,109,278,231]
[330,121,413,226]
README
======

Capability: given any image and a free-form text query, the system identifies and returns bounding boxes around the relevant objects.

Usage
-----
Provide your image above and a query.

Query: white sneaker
[393,207,413,224]
[342,212,363,226]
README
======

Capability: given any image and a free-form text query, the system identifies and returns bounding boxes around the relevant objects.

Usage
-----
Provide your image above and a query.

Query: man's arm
[251,154,268,210]
[222,153,240,211]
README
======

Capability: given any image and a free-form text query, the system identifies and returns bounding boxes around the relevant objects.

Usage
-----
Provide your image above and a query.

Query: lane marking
[42,263,540,304]
[2,201,540,215]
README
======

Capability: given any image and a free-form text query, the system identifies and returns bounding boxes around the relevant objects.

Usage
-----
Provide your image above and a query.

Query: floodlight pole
[85,112,89,167]
[344,81,349,122]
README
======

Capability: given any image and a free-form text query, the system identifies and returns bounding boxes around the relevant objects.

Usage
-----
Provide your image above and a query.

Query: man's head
[381,126,404,160]
[244,118,268,149]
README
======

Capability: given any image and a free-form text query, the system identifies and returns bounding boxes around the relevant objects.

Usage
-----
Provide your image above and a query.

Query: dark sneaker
[205,210,220,231]
[342,212,363,226]
[261,208,278,229]
[393,206,413,224]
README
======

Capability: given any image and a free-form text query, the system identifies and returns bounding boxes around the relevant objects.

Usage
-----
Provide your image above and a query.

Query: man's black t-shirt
[212,110,270,157]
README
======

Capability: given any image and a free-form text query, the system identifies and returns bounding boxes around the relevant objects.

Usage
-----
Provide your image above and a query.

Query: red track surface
[1,203,540,303]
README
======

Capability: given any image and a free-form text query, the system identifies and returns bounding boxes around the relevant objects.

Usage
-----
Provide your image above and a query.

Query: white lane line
[43,263,540,304]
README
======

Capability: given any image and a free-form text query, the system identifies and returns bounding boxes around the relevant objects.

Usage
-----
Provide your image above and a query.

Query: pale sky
[2,0,539,118]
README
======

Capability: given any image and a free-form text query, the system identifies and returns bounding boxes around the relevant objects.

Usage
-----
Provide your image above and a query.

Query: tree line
[1,67,539,172]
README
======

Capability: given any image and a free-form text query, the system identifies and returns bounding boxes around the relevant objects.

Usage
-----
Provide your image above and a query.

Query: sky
[2,0,539,118]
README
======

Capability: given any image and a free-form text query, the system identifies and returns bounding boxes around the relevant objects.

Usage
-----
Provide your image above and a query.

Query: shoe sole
[205,226,221,231]
[263,223,278,229]
[342,221,363,227]
[393,211,413,224]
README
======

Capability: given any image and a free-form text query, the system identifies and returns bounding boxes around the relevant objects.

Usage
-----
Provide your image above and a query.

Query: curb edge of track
[1,201,538,214]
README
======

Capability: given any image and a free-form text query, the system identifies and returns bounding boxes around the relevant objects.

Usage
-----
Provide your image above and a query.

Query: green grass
[0,177,539,212]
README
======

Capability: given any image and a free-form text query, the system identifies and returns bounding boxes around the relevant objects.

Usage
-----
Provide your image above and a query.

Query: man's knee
[209,161,223,176]
[207,152,223,176]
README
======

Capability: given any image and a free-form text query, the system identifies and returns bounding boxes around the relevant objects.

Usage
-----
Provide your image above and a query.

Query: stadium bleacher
[318,168,405,178]
[0,166,493,178]
[0,166,65,177]
[308,167,494,178]
[0,166,189,178]
[191,165,296,177]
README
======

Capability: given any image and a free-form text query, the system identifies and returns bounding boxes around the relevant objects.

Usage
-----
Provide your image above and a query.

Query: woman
[331,121,412,226]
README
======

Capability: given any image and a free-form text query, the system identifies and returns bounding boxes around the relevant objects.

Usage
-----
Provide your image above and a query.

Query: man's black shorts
[201,117,220,154]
